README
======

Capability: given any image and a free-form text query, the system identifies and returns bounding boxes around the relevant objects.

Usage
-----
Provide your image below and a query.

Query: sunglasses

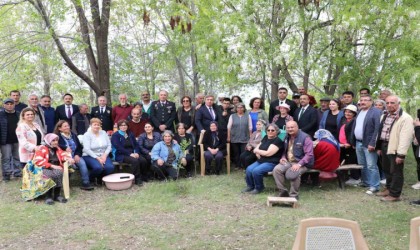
[267,129,276,132]
[182,100,190,102]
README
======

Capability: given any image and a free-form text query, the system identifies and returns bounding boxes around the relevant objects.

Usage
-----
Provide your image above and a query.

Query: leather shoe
[376,189,389,197]
[249,189,262,194]
[279,190,289,197]
[380,195,401,202]
[241,187,254,193]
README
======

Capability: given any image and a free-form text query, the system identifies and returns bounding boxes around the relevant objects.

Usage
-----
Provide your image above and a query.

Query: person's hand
[195,104,202,110]
[159,125,166,131]
[74,155,81,164]
[256,153,261,159]
[157,159,164,166]
[201,129,206,134]
[344,143,351,148]
[96,157,105,165]
[291,163,301,172]
[377,150,382,156]
[414,118,420,127]
[396,157,404,165]
[66,147,72,153]
[51,165,62,170]
[280,158,287,165]
[367,145,375,152]
[246,145,252,151]
[181,157,187,166]
[131,153,139,158]
[187,127,194,134]
[67,158,75,165]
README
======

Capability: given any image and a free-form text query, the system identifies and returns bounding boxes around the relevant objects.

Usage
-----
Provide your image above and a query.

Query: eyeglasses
[267,129,276,132]
[142,94,149,96]
[182,100,190,102]
[386,102,397,104]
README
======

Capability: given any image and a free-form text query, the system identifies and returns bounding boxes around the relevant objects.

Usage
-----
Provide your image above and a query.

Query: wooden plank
[267,196,298,208]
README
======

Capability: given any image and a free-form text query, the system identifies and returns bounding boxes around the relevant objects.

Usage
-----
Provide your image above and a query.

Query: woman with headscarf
[313,129,341,173]
[203,121,227,175]
[32,133,74,204]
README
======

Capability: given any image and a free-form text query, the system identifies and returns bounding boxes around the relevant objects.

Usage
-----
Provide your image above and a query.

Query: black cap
[292,93,300,99]
[3,98,14,104]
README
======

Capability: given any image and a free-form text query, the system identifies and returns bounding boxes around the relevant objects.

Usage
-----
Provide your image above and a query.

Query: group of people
[1,87,420,205]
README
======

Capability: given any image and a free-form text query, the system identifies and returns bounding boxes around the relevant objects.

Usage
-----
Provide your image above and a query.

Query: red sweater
[112,105,133,125]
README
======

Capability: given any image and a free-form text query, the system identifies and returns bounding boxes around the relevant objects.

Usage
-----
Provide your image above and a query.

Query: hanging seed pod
[170,17,176,30]
[143,11,150,25]
[187,22,192,32]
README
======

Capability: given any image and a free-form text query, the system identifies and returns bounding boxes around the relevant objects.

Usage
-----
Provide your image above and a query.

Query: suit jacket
[72,112,92,135]
[269,99,297,122]
[350,107,382,148]
[195,104,218,132]
[55,104,80,128]
[91,106,113,132]
[150,100,177,132]
[293,105,319,138]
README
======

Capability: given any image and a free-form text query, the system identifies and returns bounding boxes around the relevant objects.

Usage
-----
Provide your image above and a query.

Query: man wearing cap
[269,87,297,122]
[292,93,301,107]
[55,93,79,128]
[318,97,331,122]
[375,95,413,202]
[0,98,21,181]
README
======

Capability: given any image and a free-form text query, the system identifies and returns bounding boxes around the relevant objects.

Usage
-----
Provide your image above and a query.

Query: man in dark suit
[293,94,318,139]
[55,93,79,128]
[269,87,297,122]
[150,90,177,132]
[91,96,113,132]
[195,95,218,133]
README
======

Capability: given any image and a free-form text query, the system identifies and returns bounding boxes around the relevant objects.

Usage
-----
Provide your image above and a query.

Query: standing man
[341,91,357,108]
[112,93,133,125]
[0,98,21,181]
[375,96,413,201]
[272,121,314,200]
[40,95,55,133]
[379,90,392,101]
[293,94,319,139]
[150,90,177,132]
[318,97,331,113]
[351,95,382,195]
[141,91,152,116]
[195,95,218,133]
[72,104,91,135]
[91,96,113,132]
[359,88,370,97]
[10,90,27,112]
[28,94,47,134]
[268,87,297,122]
[216,97,233,138]
[297,86,317,107]
[55,93,79,128]
[194,93,205,110]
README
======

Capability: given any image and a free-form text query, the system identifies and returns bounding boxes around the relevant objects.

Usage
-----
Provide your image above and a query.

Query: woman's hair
[180,95,192,105]
[144,122,154,129]
[374,99,386,110]
[53,120,70,134]
[249,97,265,110]
[266,123,280,135]
[231,95,243,103]
[90,117,102,125]
[176,123,186,130]
[133,102,143,108]
[161,130,174,138]
[117,119,129,128]
[330,98,342,110]
[235,102,247,111]
[19,107,35,123]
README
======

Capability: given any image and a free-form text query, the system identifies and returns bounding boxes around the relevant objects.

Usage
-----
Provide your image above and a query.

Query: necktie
[101,107,104,114]
[67,106,72,119]
[209,107,215,120]
[298,108,305,120]
[280,101,283,105]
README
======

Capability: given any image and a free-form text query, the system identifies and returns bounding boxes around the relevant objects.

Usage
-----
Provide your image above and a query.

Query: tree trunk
[271,65,280,101]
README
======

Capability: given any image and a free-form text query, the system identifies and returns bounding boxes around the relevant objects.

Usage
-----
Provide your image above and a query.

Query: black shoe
[279,190,289,197]
[55,196,68,203]
[135,179,143,186]
[249,189,262,195]
[3,176,11,182]
[241,187,254,193]
[291,195,299,200]
[13,173,22,178]
[80,184,94,191]
[410,200,420,206]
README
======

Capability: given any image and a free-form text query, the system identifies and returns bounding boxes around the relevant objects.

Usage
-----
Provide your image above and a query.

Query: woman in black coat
[202,121,227,175]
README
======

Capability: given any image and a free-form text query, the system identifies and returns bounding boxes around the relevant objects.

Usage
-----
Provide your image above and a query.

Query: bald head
[385,95,400,114]
[286,121,299,136]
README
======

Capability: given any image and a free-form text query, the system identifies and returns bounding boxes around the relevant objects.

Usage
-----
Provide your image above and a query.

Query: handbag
[278,126,287,141]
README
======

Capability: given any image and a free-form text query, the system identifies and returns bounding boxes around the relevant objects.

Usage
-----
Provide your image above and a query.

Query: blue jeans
[75,157,90,185]
[1,143,21,177]
[245,161,276,191]
[355,141,380,189]
[83,156,114,179]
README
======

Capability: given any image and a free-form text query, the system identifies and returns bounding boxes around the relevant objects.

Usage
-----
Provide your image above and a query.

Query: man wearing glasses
[268,87,297,122]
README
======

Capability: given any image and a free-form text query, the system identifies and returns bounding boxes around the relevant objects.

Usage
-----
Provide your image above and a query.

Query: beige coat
[16,122,44,163]
[386,111,413,156]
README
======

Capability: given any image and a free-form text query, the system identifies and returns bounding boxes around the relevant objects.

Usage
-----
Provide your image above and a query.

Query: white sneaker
[365,188,379,195]
[345,178,361,186]
[380,179,386,185]
[412,182,420,190]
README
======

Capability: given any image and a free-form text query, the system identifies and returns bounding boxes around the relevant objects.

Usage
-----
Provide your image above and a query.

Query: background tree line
[0,0,418,112]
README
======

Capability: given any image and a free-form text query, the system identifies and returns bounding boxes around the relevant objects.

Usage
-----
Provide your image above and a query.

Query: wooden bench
[267,196,298,208]
[267,164,362,189]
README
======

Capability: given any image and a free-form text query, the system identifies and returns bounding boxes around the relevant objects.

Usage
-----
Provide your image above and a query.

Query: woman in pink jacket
[16,107,44,165]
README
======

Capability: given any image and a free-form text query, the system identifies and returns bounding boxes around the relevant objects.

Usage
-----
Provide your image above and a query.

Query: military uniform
[150,100,176,132]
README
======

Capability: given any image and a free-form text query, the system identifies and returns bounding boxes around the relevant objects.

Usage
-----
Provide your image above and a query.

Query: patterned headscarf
[44,133,59,147]
[314,129,340,151]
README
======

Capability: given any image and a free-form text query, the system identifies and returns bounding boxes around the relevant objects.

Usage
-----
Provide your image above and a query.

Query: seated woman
[151,130,185,180]
[33,133,75,205]
[242,123,284,194]
[111,120,148,185]
[240,119,265,169]
[203,121,227,175]
[55,120,93,190]
[173,123,194,177]
[313,129,341,179]
[138,122,162,164]
[82,118,114,184]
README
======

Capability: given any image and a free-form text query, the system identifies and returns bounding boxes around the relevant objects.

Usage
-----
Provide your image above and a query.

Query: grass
[1,155,419,249]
